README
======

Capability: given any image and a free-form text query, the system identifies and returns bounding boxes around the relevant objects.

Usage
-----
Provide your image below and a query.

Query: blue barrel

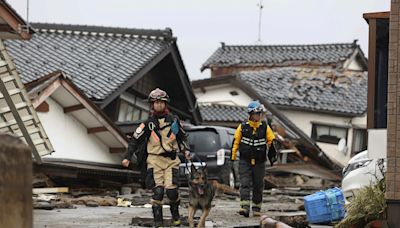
[304,187,345,224]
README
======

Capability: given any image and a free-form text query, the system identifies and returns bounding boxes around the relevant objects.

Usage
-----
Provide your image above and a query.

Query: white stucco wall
[346,59,364,71]
[343,51,364,71]
[38,98,122,165]
[194,84,252,106]
[281,109,367,165]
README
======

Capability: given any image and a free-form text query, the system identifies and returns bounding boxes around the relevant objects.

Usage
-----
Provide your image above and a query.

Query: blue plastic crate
[304,187,345,224]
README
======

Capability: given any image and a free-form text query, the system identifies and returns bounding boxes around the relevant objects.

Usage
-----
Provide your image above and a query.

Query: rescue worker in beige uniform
[122,88,190,227]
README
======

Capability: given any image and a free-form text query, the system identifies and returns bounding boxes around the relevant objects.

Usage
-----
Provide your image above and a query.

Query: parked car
[341,150,386,199]
[179,125,239,188]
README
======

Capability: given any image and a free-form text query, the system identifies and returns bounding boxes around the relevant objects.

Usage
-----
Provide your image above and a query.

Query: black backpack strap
[240,121,247,133]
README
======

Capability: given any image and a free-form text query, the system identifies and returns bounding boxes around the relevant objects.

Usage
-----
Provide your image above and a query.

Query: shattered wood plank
[67,196,117,206]
[33,202,55,210]
[32,187,69,194]
[264,202,302,212]
[32,173,55,188]
[260,216,292,228]
[130,216,208,227]
[274,214,308,228]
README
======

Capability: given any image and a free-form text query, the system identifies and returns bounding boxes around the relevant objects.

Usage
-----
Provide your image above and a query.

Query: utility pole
[19,0,30,34]
[27,0,29,25]
[256,0,264,44]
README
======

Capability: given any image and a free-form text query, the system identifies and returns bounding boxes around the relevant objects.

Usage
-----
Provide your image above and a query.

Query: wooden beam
[64,104,84,113]
[60,79,128,148]
[0,24,13,32]
[35,101,49,113]
[367,19,377,129]
[169,45,201,124]
[32,187,69,194]
[100,47,171,109]
[363,12,389,21]
[31,79,61,109]
[109,148,126,153]
[87,126,107,134]
[0,3,31,40]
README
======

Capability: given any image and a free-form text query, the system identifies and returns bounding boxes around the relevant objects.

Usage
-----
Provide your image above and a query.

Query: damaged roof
[4,23,174,101]
[239,67,367,116]
[0,40,54,162]
[199,103,248,123]
[201,41,367,71]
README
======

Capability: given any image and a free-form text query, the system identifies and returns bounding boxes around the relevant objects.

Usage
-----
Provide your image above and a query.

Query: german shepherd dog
[188,164,215,228]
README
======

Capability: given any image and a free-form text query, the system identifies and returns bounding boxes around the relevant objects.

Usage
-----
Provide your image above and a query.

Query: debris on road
[117,198,132,207]
[260,215,292,228]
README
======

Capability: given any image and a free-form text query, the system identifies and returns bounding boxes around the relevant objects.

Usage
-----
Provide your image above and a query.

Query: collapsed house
[0,1,42,227]
[193,74,343,184]
[195,42,368,172]
[0,11,355,189]
[2,23,201,186]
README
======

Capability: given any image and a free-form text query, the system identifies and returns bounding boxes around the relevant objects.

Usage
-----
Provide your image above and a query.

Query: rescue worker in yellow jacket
[122,88,190,227]
[231,100,276,217]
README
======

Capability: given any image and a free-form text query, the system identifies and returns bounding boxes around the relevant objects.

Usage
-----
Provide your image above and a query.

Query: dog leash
[184,153,204,174]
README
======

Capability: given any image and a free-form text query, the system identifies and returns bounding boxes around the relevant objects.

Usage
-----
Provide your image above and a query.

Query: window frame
[311,123,349,145]
[118,94,150,122]
[351,128,368,156]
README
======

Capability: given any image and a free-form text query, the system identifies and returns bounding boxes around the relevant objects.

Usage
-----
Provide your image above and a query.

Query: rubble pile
[32,172,338,227]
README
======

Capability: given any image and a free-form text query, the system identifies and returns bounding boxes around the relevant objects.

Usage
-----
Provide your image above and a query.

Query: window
[222,131,235,149]
[311,124,348,144]
[118,96,149,122]
[187,130,220,153]
[352,128,367,155]
[374,19,389,129]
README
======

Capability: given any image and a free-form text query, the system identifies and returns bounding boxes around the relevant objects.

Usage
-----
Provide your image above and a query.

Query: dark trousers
[239,159,265,208]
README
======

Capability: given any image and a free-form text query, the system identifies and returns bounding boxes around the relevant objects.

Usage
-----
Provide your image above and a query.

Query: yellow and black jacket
[231,120,275,164]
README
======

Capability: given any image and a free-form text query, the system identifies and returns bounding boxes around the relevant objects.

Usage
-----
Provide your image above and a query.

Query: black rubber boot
[152,205,163,228]
[252,206,261,217]
[170,201,181,226]
[238,205,250,217]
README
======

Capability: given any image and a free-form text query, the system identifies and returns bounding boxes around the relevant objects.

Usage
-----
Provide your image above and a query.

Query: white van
[341,150,386,199]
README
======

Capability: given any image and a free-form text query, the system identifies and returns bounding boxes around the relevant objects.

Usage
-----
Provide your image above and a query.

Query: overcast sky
[9,0,390,80]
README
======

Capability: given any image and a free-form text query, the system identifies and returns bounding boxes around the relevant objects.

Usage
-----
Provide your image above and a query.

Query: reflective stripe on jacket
[231,120,275,161]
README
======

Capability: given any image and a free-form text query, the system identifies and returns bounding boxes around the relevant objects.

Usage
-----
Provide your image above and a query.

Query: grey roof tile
[199,104,248,122]
[4,23,173,101]
[202,42,361,70]
[239,67,367,115]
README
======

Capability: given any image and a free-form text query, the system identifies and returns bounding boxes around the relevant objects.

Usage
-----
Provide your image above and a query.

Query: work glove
[184,150,192,161]
[268,140,278,166]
